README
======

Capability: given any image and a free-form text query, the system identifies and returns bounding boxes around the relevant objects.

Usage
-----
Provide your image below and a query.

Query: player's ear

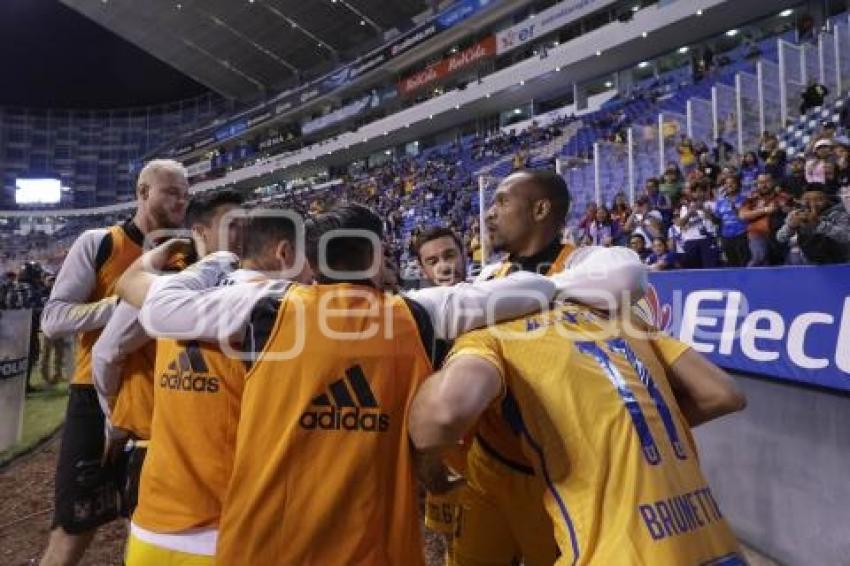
[275,239,294,269]
[137,183,149,200]
[533,198,551,222]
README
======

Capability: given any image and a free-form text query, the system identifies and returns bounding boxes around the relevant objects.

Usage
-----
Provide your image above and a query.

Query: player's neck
[512,230,560,259]
[132,210,156,235]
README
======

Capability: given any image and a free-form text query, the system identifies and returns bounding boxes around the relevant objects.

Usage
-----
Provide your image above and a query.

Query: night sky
[0,0,208,109]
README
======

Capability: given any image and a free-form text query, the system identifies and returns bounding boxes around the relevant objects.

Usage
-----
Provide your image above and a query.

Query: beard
[150,204,181,229]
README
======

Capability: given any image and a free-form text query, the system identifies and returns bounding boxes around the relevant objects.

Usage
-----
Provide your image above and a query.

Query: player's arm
[410,356,503,453]
[553,246,647,310]
[404,272,555,340]
[41,230,117,338]
[91,301,150,425]
[116,238,197,308]
[135,251,282,343]
[665,348,747,426]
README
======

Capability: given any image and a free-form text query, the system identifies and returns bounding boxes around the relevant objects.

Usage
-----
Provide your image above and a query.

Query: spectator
[758,131,779,161]
[713,176,750,267]
[659,167,683,203]
[577,202,598,234]
[698,152,720,186]
[823,162,841,196]
[628,233,650,261]
[644,177,673,216]
[806,139,833,184]
[833,136,850,187]
[587,205,621,246]
[623,196,650,236]
[740,174,783,266]
[675,185,718,268]
[645,237,677,271]
[739,151,762,194]
[677,137,697,173]
[785,154,808,198]
[610,192,632,228]
[776,186,850,264]
[713,137,735,167]
[763,149,787,184]
[800,80,828,114]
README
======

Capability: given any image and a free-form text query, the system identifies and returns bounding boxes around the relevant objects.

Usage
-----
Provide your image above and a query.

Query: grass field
[0,369,68,466]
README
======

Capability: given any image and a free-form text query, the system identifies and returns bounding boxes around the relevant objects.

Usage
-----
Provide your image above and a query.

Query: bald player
[451,169,670,565]
[39,160,189,566]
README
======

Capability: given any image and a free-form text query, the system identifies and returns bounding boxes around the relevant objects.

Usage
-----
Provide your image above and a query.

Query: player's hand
[102,424,129,467]
[413,452,466,495]
[142,238,195,274]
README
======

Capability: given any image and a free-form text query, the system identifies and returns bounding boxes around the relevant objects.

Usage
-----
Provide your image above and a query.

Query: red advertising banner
[398,36,496,96]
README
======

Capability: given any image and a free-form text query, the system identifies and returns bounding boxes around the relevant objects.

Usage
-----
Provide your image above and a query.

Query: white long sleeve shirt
[41,229,118,339]
[138,252,559,346]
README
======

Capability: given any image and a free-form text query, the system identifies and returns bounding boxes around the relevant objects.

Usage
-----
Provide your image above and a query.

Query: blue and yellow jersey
[447,303,742,565]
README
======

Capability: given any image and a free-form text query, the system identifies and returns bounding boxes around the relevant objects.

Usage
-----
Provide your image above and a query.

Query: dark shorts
[52,385,145,533]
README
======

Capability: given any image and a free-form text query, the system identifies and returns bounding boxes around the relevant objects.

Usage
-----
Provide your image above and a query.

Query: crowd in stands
[3,108,849,287]
[574,124,850,269]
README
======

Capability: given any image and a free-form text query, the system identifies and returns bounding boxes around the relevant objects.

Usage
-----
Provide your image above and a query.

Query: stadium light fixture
[552,41,559,47]
[604,81,613,88]
[596,50,602,56]
[454,104,460,109]
[780,9,793,17]
[486,93,492,98]
[555,66,561,71]
[678,46,689,54]
[726,29,739,37]
[696,9,703,16]
[513,108,522,115]
[360,19,366,26]
[385,150,392,155]
[520,80,525,85]
[641,32,648,38]
[176,3,182,8]
[637,61,649,68]
[631,5,639,12]
[429,114,434,119]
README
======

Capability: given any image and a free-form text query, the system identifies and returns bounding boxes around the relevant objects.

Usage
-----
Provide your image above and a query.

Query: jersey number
[575,339,687,465]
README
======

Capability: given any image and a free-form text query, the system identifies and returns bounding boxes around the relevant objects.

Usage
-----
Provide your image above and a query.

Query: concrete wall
[694,373,850,566]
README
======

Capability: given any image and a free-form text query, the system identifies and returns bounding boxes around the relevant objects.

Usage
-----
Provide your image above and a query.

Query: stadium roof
[60,0,432,102]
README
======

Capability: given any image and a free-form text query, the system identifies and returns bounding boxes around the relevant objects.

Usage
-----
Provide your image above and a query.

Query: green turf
[0,367,68,466]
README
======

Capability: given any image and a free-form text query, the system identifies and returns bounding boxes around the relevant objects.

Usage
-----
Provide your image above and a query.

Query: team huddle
[37,159,747,565]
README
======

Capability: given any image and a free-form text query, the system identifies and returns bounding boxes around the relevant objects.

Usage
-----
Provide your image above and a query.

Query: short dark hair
[242,213,297,259]
[185,190,244,227]
[518,169,571,221]
[305,204,383,280]
[414,226,463,261]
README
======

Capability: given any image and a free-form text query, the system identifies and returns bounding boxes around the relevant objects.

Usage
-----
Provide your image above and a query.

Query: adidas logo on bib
[299,365,390,433]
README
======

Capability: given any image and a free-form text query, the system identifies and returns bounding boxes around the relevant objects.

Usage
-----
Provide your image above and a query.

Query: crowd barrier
[0,309,32,453]
[644,264,850,392]
[645,265,850,565]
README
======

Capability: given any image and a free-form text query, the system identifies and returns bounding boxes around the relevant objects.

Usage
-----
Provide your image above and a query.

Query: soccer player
[409,303,747,564]
[91,190,244,515]
[111,212,308,565]
[39,159,189,566]
[414,221,648,547]
[415,226,467,287]
[456,169,647,566]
